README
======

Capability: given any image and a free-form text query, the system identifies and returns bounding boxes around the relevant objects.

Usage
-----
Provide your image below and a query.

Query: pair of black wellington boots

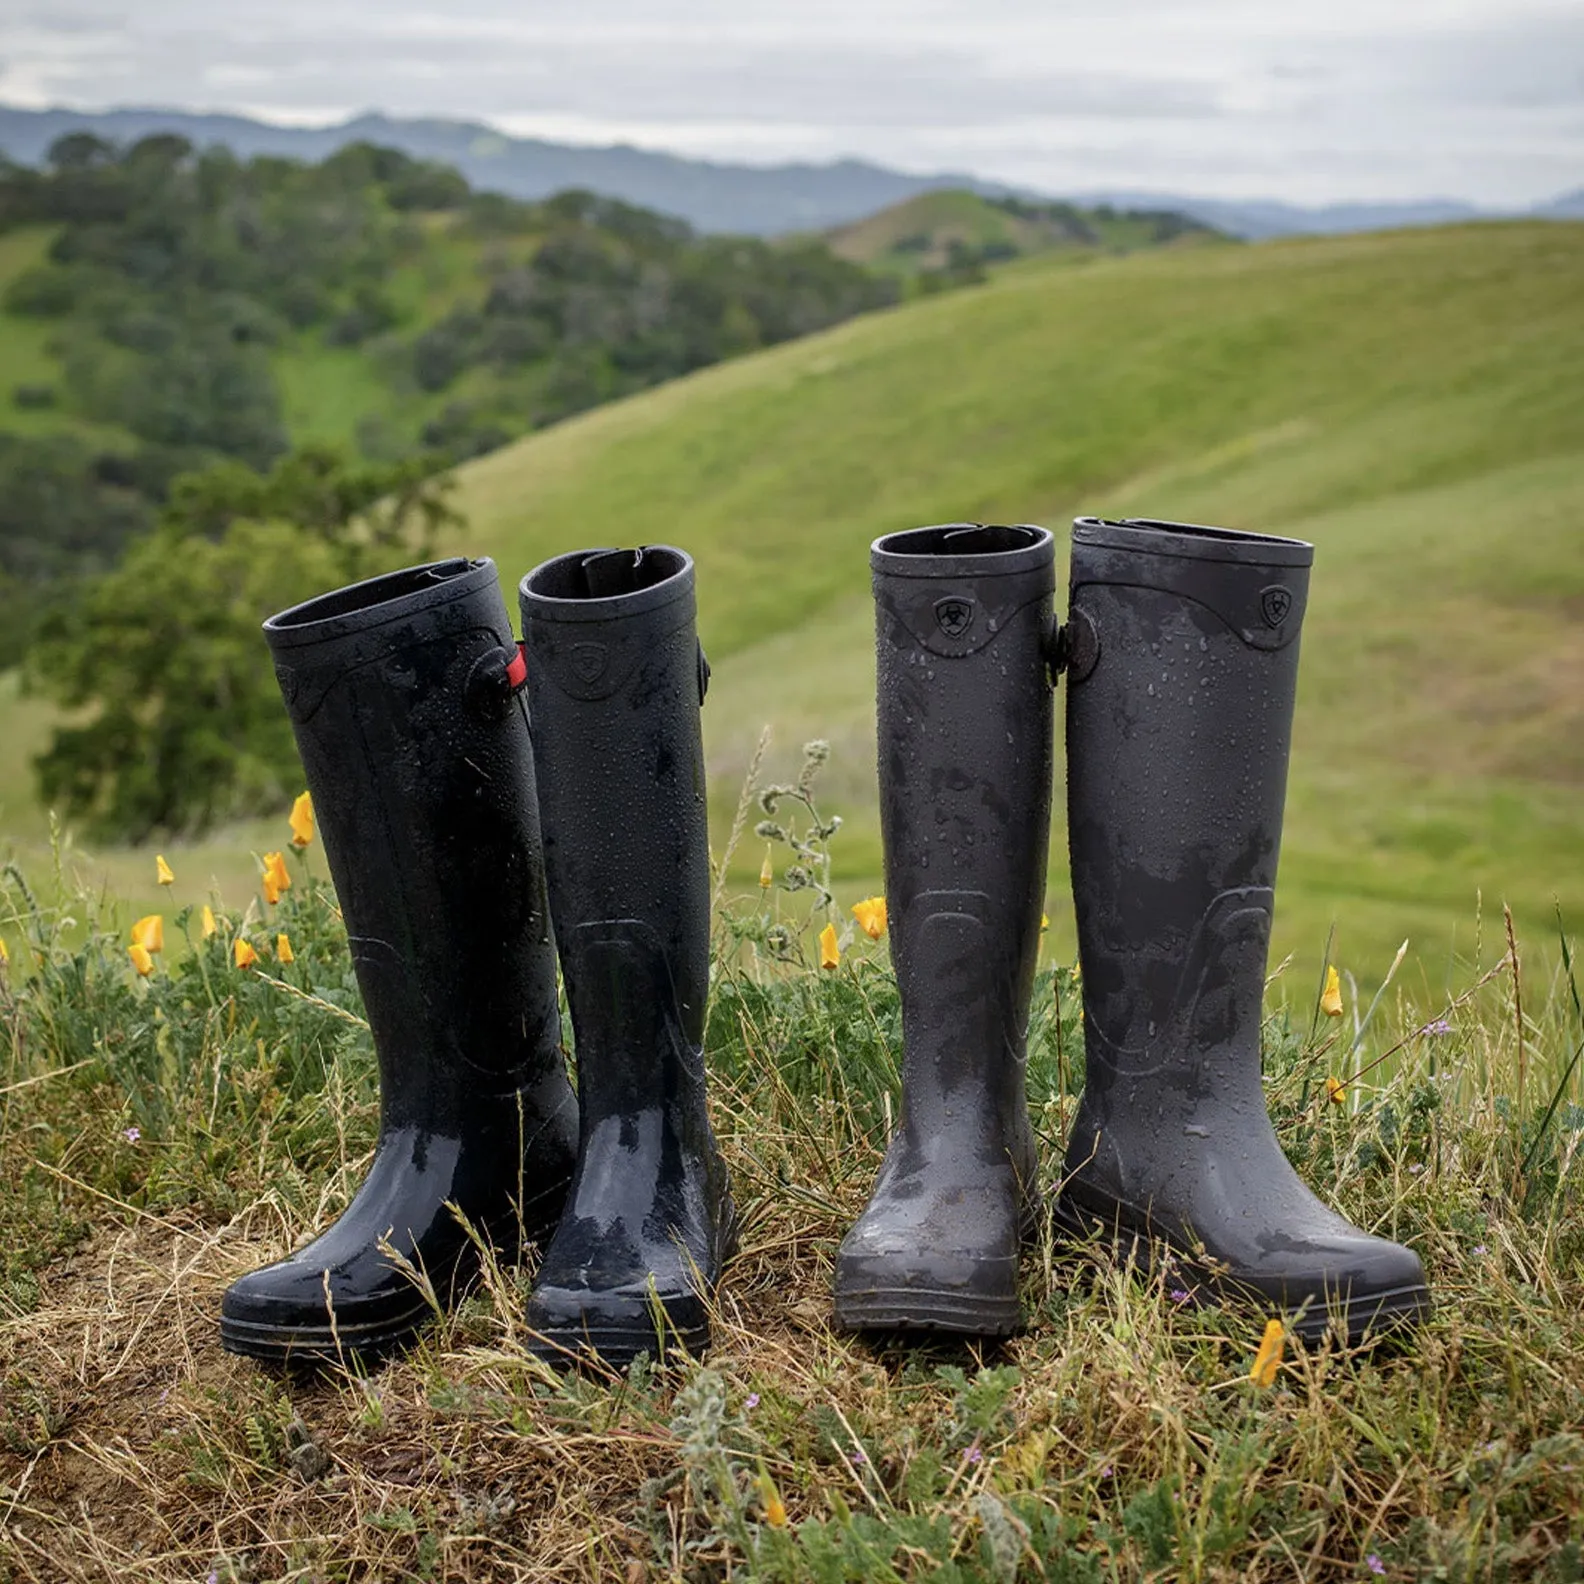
[218,548,735,1370]
[833,517,1433,1346]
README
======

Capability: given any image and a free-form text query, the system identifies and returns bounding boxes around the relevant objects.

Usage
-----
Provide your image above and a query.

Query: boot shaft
[871,523,1055,1130]
[1065,517,1313,1073]
[264,558,564,1122]
[518,546,710,1118]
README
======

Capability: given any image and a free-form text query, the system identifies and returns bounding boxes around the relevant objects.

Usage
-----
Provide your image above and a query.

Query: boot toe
[833,1205,1024,1336]
[219,1252,438,1366]
[1231,1230,1431,1344]
[525,1279,710,1367]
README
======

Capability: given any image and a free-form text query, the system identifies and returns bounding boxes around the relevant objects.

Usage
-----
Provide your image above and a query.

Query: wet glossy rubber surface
[834,524,1055,1338]
[519,547,735,1370]
[1058,517,1430,1344]
[220,558,579,1368]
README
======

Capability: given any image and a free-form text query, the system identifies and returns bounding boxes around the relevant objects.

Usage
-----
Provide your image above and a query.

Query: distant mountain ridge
[0,103,1575,239]
[0,105,1019,237]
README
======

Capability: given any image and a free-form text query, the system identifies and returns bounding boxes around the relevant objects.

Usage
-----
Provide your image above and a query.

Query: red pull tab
[505,641,528,689]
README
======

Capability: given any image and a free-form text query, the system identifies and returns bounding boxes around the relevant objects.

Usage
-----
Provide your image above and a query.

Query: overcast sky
[2,1,1580,205]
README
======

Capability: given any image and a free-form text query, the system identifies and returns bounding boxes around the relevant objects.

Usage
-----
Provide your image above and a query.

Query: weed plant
[1,760,1582,1581]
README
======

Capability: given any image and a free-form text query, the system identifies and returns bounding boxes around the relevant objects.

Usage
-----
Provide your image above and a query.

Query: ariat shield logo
[934,596,975,639]
[1260,585,1294,628]
[570,642,609,683]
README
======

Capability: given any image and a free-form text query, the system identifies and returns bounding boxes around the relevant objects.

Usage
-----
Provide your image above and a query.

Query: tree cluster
[0,134,899,666]
[24,445,460,840]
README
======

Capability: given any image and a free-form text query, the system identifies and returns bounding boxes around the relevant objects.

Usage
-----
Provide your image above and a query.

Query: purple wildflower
[123,1125,140,1144]
[1472,1244,1488,1255]
[1099,1465,1113,1479]
[1169,1287,1191,1305]
[963,1445,983,1464]
[744,1393,759,1410]
[850,1448,866,1465]
[1424,1019,1453,1036]
[1366,1555,1385,1576]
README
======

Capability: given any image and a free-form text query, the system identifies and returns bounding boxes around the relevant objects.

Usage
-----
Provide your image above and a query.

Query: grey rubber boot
[1054,516,1431,1343]
[833,524,1057,1336]
[221,557,578,1367]
[518,546,736,1368]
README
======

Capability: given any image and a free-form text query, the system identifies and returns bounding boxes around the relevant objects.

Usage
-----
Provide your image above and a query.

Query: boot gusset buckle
[466,641,531,719]
[1052,607,1099,682]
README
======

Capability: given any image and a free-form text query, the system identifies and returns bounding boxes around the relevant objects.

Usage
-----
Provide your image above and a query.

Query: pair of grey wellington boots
[833,517,1432,1345]
[219,548,734,1370]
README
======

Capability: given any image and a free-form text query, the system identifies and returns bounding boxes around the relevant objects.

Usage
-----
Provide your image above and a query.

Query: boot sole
[832,1286,1023,1337]
[1052,1194,1432,1346]
[219,1300,435,1369]
[525,1317,713,1371]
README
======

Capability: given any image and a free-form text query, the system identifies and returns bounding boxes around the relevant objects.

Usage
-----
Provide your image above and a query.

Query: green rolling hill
[3,219,1581,989]
[822,188,1219,278]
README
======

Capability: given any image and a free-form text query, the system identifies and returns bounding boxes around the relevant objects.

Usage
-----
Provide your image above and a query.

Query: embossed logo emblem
[571,642,609,683]
[934,596,975,639]
[1260,585,1294,628]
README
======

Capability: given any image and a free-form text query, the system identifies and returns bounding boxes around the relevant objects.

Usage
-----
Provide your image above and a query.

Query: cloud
[0,0,1579,203]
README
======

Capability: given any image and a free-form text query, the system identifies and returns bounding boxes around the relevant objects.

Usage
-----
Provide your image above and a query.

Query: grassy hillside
[824,188,1219,277]
[4,221,1582,985]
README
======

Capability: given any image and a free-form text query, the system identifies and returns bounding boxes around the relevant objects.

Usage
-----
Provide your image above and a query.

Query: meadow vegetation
[0,762,1580,1580]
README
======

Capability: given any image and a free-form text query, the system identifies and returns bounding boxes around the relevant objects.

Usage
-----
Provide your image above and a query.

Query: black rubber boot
[1055,517,1431,1343]
[833,524,1056,1336]
[517,546,735,1368]
[220,558,579,1367]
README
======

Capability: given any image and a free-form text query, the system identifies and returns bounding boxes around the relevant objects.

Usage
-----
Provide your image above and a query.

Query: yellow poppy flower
[289,790,314,849]
[819,921,840,970]
[131,914,164,954]
[0,936,8,965]
[262,851,291,905]
[200,905,217,939]
[1320,964,1343,1018]
[1250,1318,1285,1387]
[1325,1075,1346,1105]
[1041,913,1049,931]
[155,854,175,886]
[759,847,774,889]
[276,933,294,964]
[234,938,258,970]
[851,896,887,940]
[128,943,154,977]
[755,1468,788,1528]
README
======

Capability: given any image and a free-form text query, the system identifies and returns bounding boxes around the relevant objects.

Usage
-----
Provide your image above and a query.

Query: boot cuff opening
[1073,517,1313,568]
[263,558,496,646]
[871,523,1053,579]
[520,545,694,622]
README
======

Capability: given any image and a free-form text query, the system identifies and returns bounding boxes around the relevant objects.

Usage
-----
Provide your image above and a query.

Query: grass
[1,787,1582,1581]
[2,220,1582,987]
[0,228,126,444]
